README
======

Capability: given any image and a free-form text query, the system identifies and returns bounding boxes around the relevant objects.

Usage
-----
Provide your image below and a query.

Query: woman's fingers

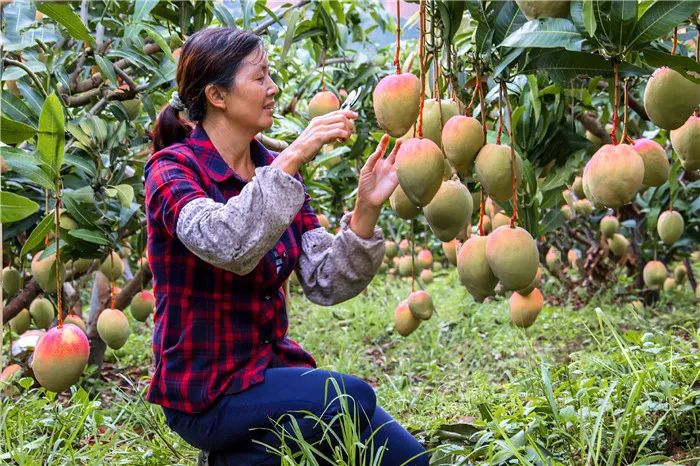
[363,134,390,172]
[387,139,402,166]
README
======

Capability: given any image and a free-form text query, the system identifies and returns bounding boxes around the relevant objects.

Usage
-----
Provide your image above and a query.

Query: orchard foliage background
[1,0,700,465]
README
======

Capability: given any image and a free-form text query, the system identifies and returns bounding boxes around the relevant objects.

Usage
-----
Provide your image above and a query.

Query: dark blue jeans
[162,367,429,465]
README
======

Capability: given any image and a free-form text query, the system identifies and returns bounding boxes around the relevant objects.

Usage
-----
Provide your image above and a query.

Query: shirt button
[264,295,271,301]
[263,338,271,344]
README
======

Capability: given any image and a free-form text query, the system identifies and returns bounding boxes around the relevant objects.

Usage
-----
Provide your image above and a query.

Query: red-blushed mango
[64,314,87,333]
[663,277,677,292]
[385,241,399,259]
[0,364,22,396]
[373,73,421,137]
[567,249,582,270]
[643,260,667,290]
[657,210,684,245]
[394,300,420,337]
[32,324,89,392]
[308,91,340,118]
[600,215,619,239]
[442,239,458,266]
[632,139,669,187]
[416,249,433,269]
[29,297,55,329]
[130,290,155,322]
[582,144,644,208]
[571,176,584,199]
[395,137,444,206]
[670,115,700,170]
[509,288,544,328]
[9,308,31,335]
[492,212,510,230]
[424,180,472,241]
[608,233,629,257]
[389,184,420,219]
[31,251,65,294]
[441,116,484,176]
[398,256,415,277]
[486,226,539,291]
[97,308,131,349]
[100,251,124,281]
[518,266,542,296]
[674,264,687,283]
[515,0,569,19]
[457,236,498,302]
[643,67,700,130]
[399,239,410,254]
[545,247,560,272]
[408,290,434,320]
[474,144,522,203]
[420,268,433,284]
[2,266,21,296]
[485,197,502,218]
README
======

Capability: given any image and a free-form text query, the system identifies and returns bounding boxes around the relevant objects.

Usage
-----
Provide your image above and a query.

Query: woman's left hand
[356,134,402,210]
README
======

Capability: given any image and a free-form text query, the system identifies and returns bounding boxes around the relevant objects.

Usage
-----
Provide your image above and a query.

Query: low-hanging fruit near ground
[416,249,433,269]
[0,364,22,396]
[64,314,87,333]
[9,308,31,335]
[442,240,458,266]
[397,256,415,277]
[674,264,687,284]
[130,290,156,322]
[31,251,65,294]
[509,288,544,328]
[663,277,677,292]
[643,261,667,290]
[308,91,340,118]
[583,144,644,208]
[600,215,619,239]
[515,0,569,19]
[97,308,131,349]
[486,226,539,291]
[2,266,21,296]
[545,247,560,272]
[441,116,484,176]
[100,251,124,281]
[670,115,700,171]
[518,267,542,296]
[608,233,629,257]
[657,210,684,245]
[32,324,89,393]
[457,236,498,302]
[395,138,444,206]
[30,297,55,329]
[394,300,420,337]
[632,139,669,187]
[385,241,398,259]
[399,239,410,254]
[420,269,433,284]
[389,184,420,219]
[567,249,582,270]
[408,290,434,320]
[373,73,421,137]
[424,180,472,242]
[643,67,700,130]
[475,144,522,203]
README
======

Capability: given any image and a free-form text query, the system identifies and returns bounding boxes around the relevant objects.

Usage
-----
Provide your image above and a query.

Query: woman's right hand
[273,110,358,175]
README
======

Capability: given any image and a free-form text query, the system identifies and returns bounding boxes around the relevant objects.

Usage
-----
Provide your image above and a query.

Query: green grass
[1,267,699,465]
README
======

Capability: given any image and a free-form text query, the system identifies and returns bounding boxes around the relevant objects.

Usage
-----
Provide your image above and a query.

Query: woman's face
[221,48,279,133]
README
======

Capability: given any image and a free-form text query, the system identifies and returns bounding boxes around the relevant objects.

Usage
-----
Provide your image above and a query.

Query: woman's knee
[325,372,377,428]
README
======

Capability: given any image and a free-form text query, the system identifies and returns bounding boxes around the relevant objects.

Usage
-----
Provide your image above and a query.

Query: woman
[145,27,428,465]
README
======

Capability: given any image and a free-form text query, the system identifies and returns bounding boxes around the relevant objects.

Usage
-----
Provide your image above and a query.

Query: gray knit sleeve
[176,165,304,275]
[297,212,385,305]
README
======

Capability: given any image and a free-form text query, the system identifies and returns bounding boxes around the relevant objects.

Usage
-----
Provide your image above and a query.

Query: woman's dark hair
[151,27,263,151]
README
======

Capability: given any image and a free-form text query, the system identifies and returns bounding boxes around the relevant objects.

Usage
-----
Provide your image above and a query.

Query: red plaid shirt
[144,125,319,413]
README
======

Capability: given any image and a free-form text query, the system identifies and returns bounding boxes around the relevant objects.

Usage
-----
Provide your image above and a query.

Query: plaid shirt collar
[187,124,274,183]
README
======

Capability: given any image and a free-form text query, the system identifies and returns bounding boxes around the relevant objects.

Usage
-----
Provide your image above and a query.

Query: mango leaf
[132,0,159,22]
[523,50,644,84]
[0,192,39,223]
[2,91,36,125]
[63,152,97,178]
[114,184,135,208]
[501,18,585,51]
[36,1,93,43]
[608,0,638,52]
[582,0,596,37]
[492,1,527,47]
[20,212,55,257]
[141,24,174,62]
[0,116,37,144]
[1,148,55,190]
[94,55,118,87]
[282,8,302,60]
[37,92,65,176]
[68,229,111,245]
[626,0,700,51]
[642,48,700,84]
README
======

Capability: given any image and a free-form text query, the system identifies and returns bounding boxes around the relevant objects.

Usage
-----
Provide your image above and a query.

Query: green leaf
[20,212,55,258]
[37,93,65,176]
[2,91,36,125]
[642,48,700,84]
[114,184,135,208]
[608,0,637,51]
[1,148,55,190]
[501,18,584,51]
[282,8,302,60]
[0,192,39,223]
[132,0,159,22]
[0,115,37,144]
[523,50,644,84]
[94,55,118,87]
[582,0,596,36]
[63,152,97,177]
[36,1,93,43]
[141,24,174,62]
[68,229,111,245]
[492,1,527,47]
[626,0,700,51]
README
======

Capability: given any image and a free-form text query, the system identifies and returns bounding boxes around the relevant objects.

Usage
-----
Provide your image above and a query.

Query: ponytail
[151,104,193,152]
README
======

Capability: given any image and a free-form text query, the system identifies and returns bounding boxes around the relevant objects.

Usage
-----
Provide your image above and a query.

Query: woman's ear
[204,84,227,111]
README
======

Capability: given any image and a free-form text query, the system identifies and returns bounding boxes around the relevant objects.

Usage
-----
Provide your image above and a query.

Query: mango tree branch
[576,112,613,144]
[2,58,47,97]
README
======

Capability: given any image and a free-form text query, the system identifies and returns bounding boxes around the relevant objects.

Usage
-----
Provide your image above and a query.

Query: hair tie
[170,91,186,111]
